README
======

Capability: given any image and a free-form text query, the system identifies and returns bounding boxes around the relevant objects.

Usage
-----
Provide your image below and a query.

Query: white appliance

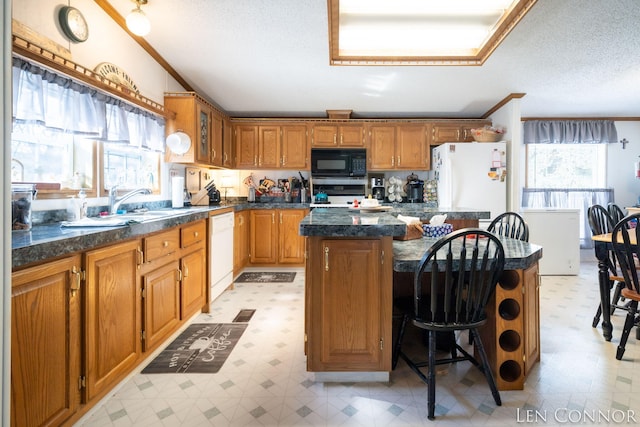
[521,208,580,275]
[432,142,507,227]
[209,212,234,302]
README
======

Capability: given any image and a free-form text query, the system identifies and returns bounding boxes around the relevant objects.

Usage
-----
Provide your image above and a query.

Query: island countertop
[299,207,407,237]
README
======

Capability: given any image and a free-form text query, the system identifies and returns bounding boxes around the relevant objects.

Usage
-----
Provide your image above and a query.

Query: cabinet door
[308,238,389,371]
[196,101,212,164]
[250,210,277,264]
[432,125,462,144]
[181,247,207,318]
[142,260,180,352]
[258,125,281,168]
[222,118,234,168]
[211,111,224,167]
[368,125,396,170]
[523,262,540,375]
[396,124,428,169]
[339,124,365,146]
[84,240,141,401]
[312,125,338,146]
[281,125,309,168]
[235,125,258,167]
[234,211,249,273]
[11,255,82,427]
[278,209,307,264]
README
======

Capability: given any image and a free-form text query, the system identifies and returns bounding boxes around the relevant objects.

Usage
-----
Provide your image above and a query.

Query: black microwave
[310,148,367,177]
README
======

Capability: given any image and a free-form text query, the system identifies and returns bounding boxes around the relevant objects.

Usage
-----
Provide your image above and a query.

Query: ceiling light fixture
[126,0,150,36]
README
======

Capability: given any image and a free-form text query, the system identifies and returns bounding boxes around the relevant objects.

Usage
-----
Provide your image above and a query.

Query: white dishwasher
[209,212,234,302]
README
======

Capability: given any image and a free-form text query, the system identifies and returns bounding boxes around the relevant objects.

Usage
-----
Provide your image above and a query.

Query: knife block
[191,188,210,206]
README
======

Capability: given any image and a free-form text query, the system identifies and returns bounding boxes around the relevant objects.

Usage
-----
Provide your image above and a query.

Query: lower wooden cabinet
[11,255,82,427]
[306,237,392,372]
[234,210,250,273]
[180,247,207,318]
[142,260,181,352]
[250,209,308,265]
[84,240,142,401]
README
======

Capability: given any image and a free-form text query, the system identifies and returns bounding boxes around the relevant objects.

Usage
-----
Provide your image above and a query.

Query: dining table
[591,232,637,341]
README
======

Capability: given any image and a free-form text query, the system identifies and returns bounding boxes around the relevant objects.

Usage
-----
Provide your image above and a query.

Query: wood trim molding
[482,93,526,119]
[93,0,193,92]
[12,35,171,119]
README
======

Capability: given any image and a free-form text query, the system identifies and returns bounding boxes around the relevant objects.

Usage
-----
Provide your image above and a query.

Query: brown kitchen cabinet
[306,237,392,372]
[281,124,309,168]
[234,123,308,169]
[368,124,429,170]
[222,117,234,168]
[180,219,207,318]
[523,262,540,375]
[141,260,181,352]
[211,111,224,167]
[250,208,308,266]
[311,124,365,147]
[164,92,216,166]
[234,210,250,274]
[84,240,142,402]
[11,255,82,427]
[234,124,259,168]
[432,122,488,144]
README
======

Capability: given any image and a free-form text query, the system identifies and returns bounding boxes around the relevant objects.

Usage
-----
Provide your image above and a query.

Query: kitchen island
[300,207,543,388]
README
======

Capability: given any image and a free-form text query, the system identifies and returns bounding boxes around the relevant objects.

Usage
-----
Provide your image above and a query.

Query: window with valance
[522,120,618,248]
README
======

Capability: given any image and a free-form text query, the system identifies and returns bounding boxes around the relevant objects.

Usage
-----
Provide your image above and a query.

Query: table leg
[594,242,612,341]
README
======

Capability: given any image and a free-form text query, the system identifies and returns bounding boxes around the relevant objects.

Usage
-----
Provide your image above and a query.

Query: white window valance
[12,57,165,151]
[523,120,618,144]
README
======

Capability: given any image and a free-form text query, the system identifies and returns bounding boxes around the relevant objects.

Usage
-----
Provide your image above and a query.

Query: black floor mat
[233,309,256,322]
[235,272,296,283]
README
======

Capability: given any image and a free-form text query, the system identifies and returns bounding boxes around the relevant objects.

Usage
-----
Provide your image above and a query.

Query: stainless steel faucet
[109,186,152,214]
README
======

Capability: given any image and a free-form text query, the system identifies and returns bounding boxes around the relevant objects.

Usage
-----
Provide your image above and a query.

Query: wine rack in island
[479,262,540,390]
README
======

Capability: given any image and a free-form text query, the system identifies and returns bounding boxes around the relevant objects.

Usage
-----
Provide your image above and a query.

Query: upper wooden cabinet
[164,92,228,167]
[311,124,365,147]
[432,122,488,144]
[234,124,309,169]
[222,118,234,168]
[368,124,429,170]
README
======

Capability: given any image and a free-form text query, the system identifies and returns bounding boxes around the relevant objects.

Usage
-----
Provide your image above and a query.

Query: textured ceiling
[108,0,640,119]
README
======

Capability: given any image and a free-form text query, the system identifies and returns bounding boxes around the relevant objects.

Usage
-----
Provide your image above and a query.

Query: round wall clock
[59,6,89,43]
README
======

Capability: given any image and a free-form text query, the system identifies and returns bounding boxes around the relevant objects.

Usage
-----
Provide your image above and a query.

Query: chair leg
[427,330,437,420]
[611,281,624,314]
[392,314,408,370]
[616,301,638,360]
[470,329,502,406]
[592,303,602,327]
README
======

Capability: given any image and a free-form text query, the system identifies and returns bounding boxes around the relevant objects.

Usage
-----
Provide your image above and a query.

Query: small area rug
[235,272,296,283]
[142,323,246,374]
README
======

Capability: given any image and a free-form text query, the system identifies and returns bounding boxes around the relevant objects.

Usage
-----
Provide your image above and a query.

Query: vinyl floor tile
[77,259,640,426]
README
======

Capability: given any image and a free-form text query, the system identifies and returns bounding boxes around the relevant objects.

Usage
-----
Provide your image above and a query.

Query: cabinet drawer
[182,220,206,248]
[144,229,180,262]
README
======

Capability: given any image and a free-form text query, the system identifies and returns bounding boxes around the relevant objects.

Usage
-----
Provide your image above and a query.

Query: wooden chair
[393,229,505,420]
[610,213,640,359]
[588,205,626,327]
[487,212,529,242]
[608,203,627,226]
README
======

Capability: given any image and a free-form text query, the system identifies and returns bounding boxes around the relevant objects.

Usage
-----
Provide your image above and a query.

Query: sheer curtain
[12,57,165,151]
[523,120,618,249]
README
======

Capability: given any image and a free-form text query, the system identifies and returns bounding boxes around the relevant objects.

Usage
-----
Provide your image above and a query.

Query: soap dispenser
[77,189,87,219]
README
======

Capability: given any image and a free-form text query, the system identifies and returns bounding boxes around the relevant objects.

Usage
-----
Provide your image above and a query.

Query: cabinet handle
[183,265,189,278]
[177,269,183,282]
[272,212,275,223]
[137,248,143,266]
[333,134,337,145]
[324,246,329,271]
[70,266,82,297]
[340,134,343,145]
[391,156,394,166]
[456,130,460,140]
[194,231,199,238]
[282,155,286,166]
[254,155,257,166]
[212,149,216,160]
[280,212,283,224]
[397,156,400,167]
[258,156,262,166]
[163,241,169,248]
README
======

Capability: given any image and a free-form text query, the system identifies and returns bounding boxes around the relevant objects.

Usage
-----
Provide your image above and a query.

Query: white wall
[608,121,640,208]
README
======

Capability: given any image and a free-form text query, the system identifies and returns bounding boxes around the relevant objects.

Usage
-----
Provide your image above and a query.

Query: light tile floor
[77,257,640,426]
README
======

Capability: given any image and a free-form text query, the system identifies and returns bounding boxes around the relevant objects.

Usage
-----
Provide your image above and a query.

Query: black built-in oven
[310,148,366,178]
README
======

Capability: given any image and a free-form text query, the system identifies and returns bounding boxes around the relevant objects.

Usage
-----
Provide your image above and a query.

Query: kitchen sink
[61,209,188,227]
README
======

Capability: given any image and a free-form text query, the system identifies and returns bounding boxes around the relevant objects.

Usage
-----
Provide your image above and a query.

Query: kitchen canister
[12,184,36,231]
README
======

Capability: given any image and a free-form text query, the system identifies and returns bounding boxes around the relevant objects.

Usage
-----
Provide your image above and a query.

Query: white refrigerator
[431,142,507,227]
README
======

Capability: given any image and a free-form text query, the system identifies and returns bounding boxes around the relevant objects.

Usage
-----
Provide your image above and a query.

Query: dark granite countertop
[393,236,543,271]
[299,207,407,237]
